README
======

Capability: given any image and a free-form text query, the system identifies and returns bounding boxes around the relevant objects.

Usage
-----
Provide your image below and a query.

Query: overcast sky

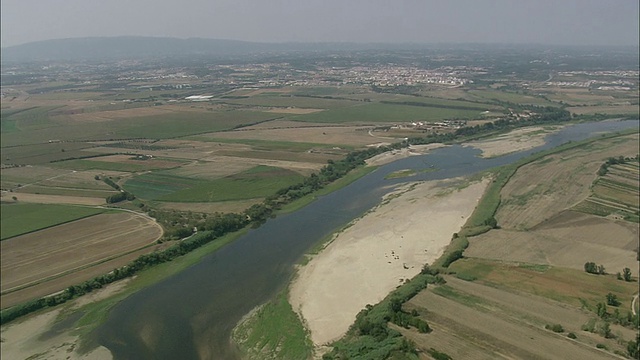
[1,0,638,48]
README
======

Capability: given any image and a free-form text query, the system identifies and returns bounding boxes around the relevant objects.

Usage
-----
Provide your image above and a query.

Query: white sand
[465,126,560,157]
[289,178,489,346]
[365,143,445,166]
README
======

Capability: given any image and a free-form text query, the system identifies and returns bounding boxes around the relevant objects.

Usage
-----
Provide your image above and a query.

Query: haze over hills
[0,36,434,62]
[2,36,638,63]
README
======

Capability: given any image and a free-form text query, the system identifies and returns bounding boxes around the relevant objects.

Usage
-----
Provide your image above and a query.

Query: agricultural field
[399,273,636,359]
[0,211,163,309]
[0,203,105,240]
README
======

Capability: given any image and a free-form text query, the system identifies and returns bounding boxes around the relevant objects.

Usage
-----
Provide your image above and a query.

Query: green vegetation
[292,102,482,124]
[545,323,564,333]
[0,203,104,240]
[233,291,312,360]
[124,173,206,200]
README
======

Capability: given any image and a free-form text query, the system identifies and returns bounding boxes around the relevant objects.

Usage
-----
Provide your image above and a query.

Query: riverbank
[289,177,489,347]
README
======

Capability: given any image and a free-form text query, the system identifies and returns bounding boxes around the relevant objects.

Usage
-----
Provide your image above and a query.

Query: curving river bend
[95,120,638,359]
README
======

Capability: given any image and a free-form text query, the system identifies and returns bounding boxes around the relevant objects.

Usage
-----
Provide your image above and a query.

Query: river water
[95,120,638,359]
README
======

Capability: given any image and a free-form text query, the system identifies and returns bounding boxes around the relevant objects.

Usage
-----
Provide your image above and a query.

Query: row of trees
[597,155,639,176]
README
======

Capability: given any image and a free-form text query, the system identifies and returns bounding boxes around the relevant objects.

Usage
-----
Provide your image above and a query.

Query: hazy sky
[1,0,638,47]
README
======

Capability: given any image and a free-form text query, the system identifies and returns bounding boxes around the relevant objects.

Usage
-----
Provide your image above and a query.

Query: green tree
[623,267,632,282]
[606,293,621,307]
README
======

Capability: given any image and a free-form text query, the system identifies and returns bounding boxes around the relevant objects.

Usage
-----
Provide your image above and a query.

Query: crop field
[1,142,98,165]
[0,212,163,308]
[449,259,638,319]
[290,102,483,123]
[399,274,634,359]
[193,125,380,148]
[467,89,557,106]
[52,155,185,172]
[495,133,639,230]
[123,172,205,200]
[467,210,639,273]
[159,165,304,202]
[223,95,358,109]
[567,105,640,116]
[0,203,105,240]
[1,105,277,146]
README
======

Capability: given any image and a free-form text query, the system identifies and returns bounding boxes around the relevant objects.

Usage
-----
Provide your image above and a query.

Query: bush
[567,332,577,339]
[545,324,564,333]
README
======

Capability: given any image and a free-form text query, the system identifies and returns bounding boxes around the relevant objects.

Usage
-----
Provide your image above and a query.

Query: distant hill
[0,36,417,62]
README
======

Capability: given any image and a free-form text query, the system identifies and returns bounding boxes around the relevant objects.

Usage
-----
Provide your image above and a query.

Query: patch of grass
[431,285,488,310]
[385,169,417,179]
[0,203,104,240]
[124,172,205,200]
[232,290,312,360]
[159,166,304,202]
[52,159,173,172]
[518,263,550,273]
[184,137,348,152]
[291,103,482,124]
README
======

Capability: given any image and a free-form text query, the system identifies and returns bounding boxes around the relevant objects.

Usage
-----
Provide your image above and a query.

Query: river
[95,120,638,359]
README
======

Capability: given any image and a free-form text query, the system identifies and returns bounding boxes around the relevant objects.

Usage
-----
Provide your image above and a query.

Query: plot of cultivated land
[0,212,162,307]
[0,166,70,187]
[496,133,639,230]
[54,105,191,123]
[567,105,640,116]
[402,278,628,359]
[467,211,639,272]
[466,126,561,158]
[266,107,324,114]
[155,199,263,214]
[52,155,184,172]
[194,125,377,147]
[1,192,106,206]
[448,259,639,316]
[0,203,105,240]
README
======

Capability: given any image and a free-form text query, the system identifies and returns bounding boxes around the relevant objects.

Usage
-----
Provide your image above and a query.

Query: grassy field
[232,290,312,360]
[125,165,304,202]
[160,165,304,202]
[574,161,639,221]
[467,89,557,106]
[52,156,184,173]
[291,102,483,123]
[0,203,104,240]
[449,258,638,313]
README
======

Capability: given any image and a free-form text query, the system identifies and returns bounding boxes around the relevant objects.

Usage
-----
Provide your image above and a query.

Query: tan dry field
[155,199,263,214]
[0,192,106,206]
[0,212,162,308]
[467,210,638,272]
[289,178,489,346]
[496,133,639,230]
[265,107,324,114]
[568,104,640,115]
[199,125,381,147]
[52,104,206,124]
[88,154,184,169]
[466,126,560,158]
[400,276,629,359]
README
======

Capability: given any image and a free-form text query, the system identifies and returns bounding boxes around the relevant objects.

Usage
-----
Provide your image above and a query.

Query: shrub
[567,332,577,339]
[545,324,564,333]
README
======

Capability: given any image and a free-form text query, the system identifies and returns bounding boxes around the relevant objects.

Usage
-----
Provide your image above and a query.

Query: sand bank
[466,126,560,157]
[289,178,489,346]
[365,143,445,166]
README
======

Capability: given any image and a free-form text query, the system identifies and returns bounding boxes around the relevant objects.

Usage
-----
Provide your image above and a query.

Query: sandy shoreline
[365,143,445,166]
[465,126,560,157]
[289,177,489,346]
[0,280,129,360]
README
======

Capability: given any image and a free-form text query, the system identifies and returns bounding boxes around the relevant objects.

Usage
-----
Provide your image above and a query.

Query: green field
[125,165,304,202]
[291,102,483,123]
[185,137,349,152]
[1,106,277,147]
[52,158,182,172]
[233,290,312,360]
[159,165,304,202]
[224,95,357,109]
[0,203,104,240]
[468,89,557,106]
[123,173,205,200]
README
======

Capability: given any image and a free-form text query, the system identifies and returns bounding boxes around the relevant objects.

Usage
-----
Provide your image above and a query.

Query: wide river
[96,120,638,359]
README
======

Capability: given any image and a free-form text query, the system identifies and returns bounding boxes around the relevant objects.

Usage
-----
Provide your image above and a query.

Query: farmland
[0,203,105,240]
[0,211,163,309]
